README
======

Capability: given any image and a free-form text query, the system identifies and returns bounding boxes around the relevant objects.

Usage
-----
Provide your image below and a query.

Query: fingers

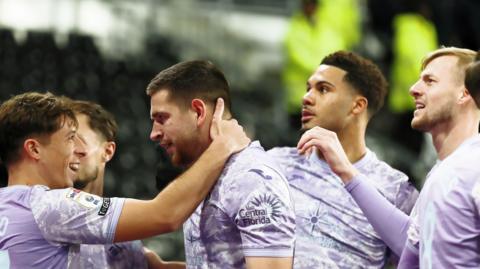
[298,127,335,149]
[212,98,225,121]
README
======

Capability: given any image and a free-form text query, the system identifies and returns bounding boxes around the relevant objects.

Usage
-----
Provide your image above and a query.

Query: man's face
[39,119,83,188]
[74,114,105,188]
[409,55,463,132]
[301,64,357,132]
[149,90,201,167]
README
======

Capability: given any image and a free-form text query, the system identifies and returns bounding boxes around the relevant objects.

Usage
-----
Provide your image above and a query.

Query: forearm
[114,140,231,242]
[397,241,419,269]
[345,174,411,256]
[245,257,292,269]
[144,247,186,269]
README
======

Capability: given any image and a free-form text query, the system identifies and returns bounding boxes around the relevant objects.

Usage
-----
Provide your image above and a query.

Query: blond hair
[421,47,477,84]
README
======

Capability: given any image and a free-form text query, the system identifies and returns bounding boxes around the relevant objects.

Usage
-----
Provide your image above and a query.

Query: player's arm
[144,247,186,269]
[297,126,411,256]
[245,257,292,269]
[235,168,295,269]
[115,99,250,242]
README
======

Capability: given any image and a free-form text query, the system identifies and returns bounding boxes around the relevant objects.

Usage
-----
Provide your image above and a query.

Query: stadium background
[0,0,478,262]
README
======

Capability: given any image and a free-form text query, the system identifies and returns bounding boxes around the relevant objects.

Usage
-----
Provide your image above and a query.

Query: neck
[430,112,479,160]
[82,170,105,196]
[7,161,50,187]
[337,122,367,164]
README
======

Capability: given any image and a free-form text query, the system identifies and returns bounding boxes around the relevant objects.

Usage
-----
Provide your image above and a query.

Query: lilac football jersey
[78,240,147,269]
[0,185,124,269]
[405,135,480,268]
[268,147,418,269]
[183,141,295,269]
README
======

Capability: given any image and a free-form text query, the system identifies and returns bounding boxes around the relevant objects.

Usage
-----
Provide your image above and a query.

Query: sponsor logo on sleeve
[65,188,102,209]
[239,194,282,226]
[65,188,81,199]
[98,198,111,216]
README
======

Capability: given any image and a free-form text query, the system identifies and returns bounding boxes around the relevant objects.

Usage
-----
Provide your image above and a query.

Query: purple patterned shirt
[268,147,418,269]
[405,135,480,268]
[183,141,295,269]
[78,240,147,269]
[0,185,124,268]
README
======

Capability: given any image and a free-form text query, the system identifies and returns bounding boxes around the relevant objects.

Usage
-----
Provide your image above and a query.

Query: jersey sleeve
[232,165,295,257]
[29,186,125,245]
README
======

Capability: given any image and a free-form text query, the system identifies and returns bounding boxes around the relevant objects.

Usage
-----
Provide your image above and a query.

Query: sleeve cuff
[243,248,293,257]
[106,197,126,243]
[344,174,367,192]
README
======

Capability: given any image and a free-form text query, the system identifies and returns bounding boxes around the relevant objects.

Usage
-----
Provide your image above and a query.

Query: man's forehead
[424,55,458,72]
[310,64,346,82]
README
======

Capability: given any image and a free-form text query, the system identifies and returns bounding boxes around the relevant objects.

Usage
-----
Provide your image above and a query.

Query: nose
[150,122,163,142]
[409,80,422,98]
[303,89,314,106]
[74,135,86,158]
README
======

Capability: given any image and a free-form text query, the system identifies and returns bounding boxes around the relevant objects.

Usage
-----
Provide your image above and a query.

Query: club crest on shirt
[65,188,102,209]
[239,193,282,226]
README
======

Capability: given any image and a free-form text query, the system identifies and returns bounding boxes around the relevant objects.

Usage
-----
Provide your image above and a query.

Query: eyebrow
[309,80,335,89]
[421,73,436,79]
[151,111,167,120]
[66,129,76,138]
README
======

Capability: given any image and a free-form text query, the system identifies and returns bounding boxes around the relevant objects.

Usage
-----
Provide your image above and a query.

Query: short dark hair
[146,60,232,112]
[0,92,77,166]
[321,51,388,117]
[465,51,480,109]
[71,100,118,142]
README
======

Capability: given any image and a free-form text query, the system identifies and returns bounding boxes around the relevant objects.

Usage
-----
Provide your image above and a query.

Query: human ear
[24,139,41,160]
[103,141,116,162]
[191,99,208,126]
[352,96,368,115]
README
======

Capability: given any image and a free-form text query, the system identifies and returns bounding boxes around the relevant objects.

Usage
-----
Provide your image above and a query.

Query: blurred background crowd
[0,0,478,262]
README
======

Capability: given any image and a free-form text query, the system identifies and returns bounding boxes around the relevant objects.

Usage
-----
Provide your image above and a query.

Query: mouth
[160,143,174,155]
[301,109,314,123]
[414,102,425,114]
[68,162,80,172]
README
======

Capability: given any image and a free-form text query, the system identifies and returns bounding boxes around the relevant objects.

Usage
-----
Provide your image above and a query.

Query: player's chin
[301,122,312,132]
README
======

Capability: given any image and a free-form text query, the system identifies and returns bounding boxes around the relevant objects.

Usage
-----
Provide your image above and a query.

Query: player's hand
[297,126,358,183]
[210,98,250,154]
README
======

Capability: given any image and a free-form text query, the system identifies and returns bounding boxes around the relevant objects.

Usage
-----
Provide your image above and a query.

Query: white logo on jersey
[0,250,10,268]
[66,188,102,209]
[0,217,8,237]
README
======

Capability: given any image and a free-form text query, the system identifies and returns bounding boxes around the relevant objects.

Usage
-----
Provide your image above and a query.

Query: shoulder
[267,146,304,166]
[359,150,410,185]
[359,150,419,207]
[226,144,287,186]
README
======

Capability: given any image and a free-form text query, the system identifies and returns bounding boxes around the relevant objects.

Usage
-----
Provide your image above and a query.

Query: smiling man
[268,51,418,268]
[0,91,249,268]
[147,60,295,269]
[297,48,480,268]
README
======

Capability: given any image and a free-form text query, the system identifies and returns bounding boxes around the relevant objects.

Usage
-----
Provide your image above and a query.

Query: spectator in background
[387,0,438,182]
[283,0,361,130]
